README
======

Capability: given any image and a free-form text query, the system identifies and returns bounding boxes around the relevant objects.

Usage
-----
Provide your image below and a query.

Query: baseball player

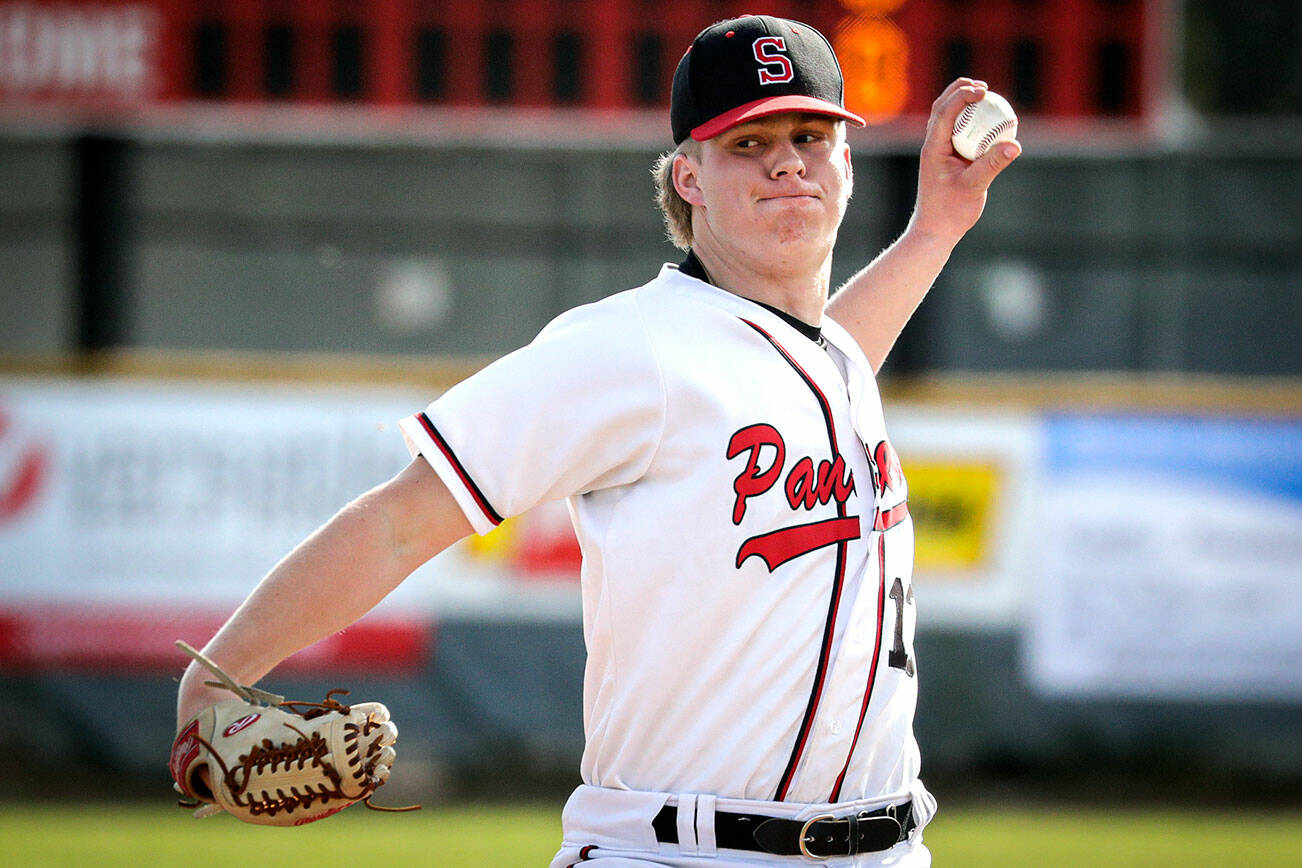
[175,14,1018,866]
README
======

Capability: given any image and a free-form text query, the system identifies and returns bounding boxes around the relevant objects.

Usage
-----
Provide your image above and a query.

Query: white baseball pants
[550,784,933,867]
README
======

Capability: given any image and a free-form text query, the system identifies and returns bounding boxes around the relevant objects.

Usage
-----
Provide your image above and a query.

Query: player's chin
[767,217,833,248]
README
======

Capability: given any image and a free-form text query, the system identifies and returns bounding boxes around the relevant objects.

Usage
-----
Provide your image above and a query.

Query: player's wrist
[897,217,963,259]
[176,669,234,732]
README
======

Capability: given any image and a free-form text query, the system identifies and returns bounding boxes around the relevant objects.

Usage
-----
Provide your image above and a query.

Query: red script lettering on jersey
[728,423,854,523]
[727,424,859,571]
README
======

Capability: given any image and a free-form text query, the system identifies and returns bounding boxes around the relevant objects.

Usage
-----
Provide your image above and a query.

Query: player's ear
[673,152,706,207]
[842,142,853,196]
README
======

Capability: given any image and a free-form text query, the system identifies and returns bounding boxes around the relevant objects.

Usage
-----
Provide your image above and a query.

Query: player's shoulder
[541,264,734,338]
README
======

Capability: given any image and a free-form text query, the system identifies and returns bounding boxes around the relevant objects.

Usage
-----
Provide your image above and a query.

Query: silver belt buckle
[797,813,836,859]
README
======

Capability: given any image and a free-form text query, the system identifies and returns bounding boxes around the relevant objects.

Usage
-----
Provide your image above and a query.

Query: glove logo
[223,713,261,737]
[293,804,350,826]
[170,720,201,787]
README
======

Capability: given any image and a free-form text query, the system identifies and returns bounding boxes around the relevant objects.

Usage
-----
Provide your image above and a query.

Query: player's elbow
[361,457,474,573]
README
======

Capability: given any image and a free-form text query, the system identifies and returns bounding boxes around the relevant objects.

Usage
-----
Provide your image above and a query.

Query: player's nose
[768,140,805,179]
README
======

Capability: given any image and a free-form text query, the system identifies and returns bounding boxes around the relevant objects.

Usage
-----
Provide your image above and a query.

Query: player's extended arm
[826,78,1021,372]
[175,457,472,727]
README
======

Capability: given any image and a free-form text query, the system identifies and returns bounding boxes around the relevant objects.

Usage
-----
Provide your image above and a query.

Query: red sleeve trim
[415,412,504,526]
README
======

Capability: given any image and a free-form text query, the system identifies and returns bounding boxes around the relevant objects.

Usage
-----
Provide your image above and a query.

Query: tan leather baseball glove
[169,641,413,826]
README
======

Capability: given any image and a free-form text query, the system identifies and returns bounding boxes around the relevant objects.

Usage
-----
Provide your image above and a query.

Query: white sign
[0,377,427,608]
[1026,413,1302,700]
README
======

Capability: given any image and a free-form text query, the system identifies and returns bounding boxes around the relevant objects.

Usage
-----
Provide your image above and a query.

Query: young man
[175,14,1018,866]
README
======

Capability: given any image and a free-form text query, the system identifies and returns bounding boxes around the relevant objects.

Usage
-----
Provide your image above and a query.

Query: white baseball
[951,90,1018,161]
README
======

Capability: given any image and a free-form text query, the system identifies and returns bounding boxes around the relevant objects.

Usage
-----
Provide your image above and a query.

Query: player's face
[686,113,852,271]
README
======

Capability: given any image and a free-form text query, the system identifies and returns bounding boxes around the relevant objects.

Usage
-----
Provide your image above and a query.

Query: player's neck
[690,244,830,328]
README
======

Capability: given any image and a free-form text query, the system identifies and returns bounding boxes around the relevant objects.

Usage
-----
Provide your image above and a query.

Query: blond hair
[652,138,701,251]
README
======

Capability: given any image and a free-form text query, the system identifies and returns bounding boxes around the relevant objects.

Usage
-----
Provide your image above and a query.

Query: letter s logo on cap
[753,37,793,85]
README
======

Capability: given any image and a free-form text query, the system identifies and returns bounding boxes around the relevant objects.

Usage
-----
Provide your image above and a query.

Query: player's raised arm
[175,457,472,726]
[826,78,1021,372]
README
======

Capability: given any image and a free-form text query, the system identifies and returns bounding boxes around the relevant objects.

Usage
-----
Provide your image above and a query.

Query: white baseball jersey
[399,262,925,812]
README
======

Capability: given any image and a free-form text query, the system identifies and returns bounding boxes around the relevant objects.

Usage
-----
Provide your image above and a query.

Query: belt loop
[675,794,699,856]
[695,794,717,857]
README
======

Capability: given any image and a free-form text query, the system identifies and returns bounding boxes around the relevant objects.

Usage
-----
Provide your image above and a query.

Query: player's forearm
[826,221,959,372]
[174,458,472,728]
[176,495,412,724]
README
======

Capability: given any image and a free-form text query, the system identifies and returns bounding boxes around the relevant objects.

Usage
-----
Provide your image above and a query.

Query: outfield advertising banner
[1026,413,1302,700]
[11,376,1295,699]
[0,377,440,671]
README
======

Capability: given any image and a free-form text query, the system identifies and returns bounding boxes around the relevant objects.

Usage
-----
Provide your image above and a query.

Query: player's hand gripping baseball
[911,78,1021,242]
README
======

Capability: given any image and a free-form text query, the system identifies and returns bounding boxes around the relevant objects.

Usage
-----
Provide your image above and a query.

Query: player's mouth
[758,192,821,203]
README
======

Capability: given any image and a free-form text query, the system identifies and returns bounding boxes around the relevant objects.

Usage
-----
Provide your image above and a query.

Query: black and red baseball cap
[671,15,866,144]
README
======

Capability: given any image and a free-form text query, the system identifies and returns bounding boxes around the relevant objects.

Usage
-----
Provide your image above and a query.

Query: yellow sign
[834,16,910,123]
[466,515,519,560]
[903,460,1000,572]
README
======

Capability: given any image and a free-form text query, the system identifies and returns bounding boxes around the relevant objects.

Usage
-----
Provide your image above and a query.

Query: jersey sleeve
[398,293,665,535]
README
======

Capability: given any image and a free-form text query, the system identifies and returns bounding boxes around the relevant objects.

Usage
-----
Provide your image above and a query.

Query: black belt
[652,799,915,859]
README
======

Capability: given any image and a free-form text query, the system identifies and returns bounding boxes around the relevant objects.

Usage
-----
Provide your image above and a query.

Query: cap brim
[691,95,867,141]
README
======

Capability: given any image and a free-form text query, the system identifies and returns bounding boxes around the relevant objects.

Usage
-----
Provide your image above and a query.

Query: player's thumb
[970,140,1022,187]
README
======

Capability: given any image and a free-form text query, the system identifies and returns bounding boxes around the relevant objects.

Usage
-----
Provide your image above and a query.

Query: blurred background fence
[0,0,1299,809]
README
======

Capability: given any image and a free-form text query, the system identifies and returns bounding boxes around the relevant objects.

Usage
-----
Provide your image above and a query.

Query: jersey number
[888,577,915,677]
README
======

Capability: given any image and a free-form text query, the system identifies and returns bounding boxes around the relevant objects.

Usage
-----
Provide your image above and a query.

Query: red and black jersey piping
[826,534,889,801]
[414,411,504,527]
[739,318,855,802]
